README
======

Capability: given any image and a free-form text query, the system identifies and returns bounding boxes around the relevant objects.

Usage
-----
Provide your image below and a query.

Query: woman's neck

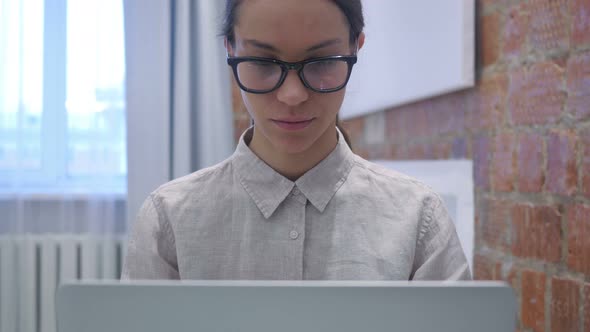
[248,126,338,181]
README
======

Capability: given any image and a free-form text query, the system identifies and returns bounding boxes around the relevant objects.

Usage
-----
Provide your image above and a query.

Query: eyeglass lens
[236,61,283,91]
[236,59,349,92]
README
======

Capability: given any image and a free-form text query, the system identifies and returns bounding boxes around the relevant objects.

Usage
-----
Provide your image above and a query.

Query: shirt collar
[232,127,355,219]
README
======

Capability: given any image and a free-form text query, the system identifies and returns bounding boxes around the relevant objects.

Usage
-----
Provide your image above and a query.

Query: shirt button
[289,230,299,240]
[292,187,300,196]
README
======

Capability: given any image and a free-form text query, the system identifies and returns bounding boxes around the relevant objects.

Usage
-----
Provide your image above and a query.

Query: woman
[122,0,471,280]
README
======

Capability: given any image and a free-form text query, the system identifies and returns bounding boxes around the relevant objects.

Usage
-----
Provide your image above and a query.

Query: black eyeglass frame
[227,55,358,94]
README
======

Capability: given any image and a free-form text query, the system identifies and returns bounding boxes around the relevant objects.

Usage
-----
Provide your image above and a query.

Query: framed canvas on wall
[341,0,475,119]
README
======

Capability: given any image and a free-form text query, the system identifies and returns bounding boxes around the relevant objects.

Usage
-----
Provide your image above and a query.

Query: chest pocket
[317,220,413,280]
[325,258,387,280]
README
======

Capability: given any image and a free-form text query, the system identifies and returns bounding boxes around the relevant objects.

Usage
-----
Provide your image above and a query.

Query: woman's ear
[357,32,365,51]
[224,37,233,56]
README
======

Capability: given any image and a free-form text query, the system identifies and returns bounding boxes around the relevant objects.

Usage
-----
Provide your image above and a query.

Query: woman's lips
[271,118,314,131]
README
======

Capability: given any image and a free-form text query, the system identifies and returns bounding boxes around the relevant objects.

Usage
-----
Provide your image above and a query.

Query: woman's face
[229,0,362,155]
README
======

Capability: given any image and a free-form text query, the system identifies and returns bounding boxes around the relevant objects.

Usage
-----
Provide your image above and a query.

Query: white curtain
[0,0,127,234]
[123,0,234,225]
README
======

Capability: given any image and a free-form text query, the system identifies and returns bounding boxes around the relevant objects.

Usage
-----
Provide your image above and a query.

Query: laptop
[56,280,516,332]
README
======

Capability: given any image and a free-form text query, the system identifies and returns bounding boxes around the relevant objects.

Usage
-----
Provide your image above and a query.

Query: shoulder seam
[417,195,437,248]
[154,157,233,194]
[149,193,176,251]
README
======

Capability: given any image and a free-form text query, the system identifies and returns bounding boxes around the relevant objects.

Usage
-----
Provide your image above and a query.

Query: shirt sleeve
[410,194,472,280]
[121,193,180,280]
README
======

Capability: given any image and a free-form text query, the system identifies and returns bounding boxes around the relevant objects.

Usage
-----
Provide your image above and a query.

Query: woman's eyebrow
[305,38,342,53]
[244,39,280,53]
[243,38,343,54]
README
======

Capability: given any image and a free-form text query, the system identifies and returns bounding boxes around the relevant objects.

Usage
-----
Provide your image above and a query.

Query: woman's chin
[267,124,337,157]
[271,137,315,156]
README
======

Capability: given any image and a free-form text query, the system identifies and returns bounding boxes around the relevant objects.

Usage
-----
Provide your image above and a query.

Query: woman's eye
[248,61,277,75]
[252,61,274,69]
[311,61,337,71]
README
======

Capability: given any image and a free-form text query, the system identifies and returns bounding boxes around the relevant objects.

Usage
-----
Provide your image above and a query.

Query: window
[0,0,127,194]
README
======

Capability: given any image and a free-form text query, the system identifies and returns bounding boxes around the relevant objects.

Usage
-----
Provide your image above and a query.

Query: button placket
[284,185,306,279]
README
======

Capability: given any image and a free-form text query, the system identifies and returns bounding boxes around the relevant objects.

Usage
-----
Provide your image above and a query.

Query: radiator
[0,235,126,332]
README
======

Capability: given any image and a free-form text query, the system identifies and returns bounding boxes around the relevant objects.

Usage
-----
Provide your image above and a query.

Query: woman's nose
[276,70,309,106]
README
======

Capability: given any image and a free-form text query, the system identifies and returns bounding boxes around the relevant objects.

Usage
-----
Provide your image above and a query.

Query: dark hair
[222,0,364,46]
[222,0,363,148]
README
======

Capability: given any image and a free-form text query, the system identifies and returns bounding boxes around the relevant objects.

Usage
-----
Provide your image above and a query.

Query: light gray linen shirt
[122,128,471,281]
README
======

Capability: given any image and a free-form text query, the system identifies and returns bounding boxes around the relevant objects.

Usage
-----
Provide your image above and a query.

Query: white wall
[341,0,475,119]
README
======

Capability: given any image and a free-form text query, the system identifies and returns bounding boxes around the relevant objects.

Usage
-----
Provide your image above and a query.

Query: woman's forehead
[233,0,350,55]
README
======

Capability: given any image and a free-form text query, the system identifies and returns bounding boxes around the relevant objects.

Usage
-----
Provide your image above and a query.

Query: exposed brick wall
[231,1,590,330]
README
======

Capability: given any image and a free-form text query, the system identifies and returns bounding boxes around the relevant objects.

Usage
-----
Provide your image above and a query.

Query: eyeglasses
[227,55,357,94]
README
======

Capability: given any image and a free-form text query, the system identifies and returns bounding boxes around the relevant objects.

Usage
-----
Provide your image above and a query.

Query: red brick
[474,254,496,280]
[493,261,520,288]
[366,144,390,160]
[551,278,580,332]
[409,104,430,138]
[491,133,517,192]
[432,141,453,160]
[527,0,570,52]
[546,131,577,196]
[584,285,590,332]
[474,209,483,250]
[481,12,502,67]
[474,135,491,189]
[451,136,467,159]
[512,204,561,262]
[431,140,452,159]
[492,263,502,281]
[508,268,519,289]
[341,117,365,149]
[582,128,590,196]
[481,198,511,250]
[521,270,546,332]
[566,53,590,121]
[511,205,527,256]
[426,93,466,135]
[508,62,566,126]
[567,204,590,275]
[503,3,529,59]
[355,147,369,160]
[405,143,428,160]
[570,0,590,46]
[389,101,431,141]
[480,0,508,13]
[389,144,404,160]
[386,105,409,142]
[518,133,545,193]
[472,73,509,130]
